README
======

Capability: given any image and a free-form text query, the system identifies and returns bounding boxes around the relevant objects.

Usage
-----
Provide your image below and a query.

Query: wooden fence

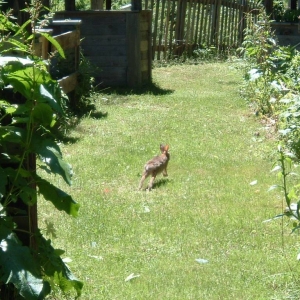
[142,0,259,59]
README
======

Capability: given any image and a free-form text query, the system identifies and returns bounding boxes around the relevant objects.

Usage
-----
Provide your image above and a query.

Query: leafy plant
[0,1,83,299]
[240,6,300,269]
[282,8,300,22]
[272,0,300,22]
[268,146,300,242]
[239,8,300,116]
[272,0,286,22]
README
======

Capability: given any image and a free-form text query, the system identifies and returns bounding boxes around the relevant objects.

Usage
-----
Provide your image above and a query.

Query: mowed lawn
[40,62,300,300]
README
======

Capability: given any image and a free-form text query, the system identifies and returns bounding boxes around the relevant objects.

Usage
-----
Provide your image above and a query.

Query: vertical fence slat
[164,0,171,59]
[168,0,177,58]
[213,0,221,48]
[186,0,193,49]
[219,0,225,49]
[198,0,206,46]
[144,0,149,9]
[222,0,228,46]
[228,0,234,46]
[145,0,258,60]
[152,0,160,59]
[190,0,197,47]
[194,0,201,45]
[157,0,166,59]
[175,0,187,47]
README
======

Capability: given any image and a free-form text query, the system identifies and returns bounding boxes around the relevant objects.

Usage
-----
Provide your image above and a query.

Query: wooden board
[52,30,80,51]
[58,72,78,94]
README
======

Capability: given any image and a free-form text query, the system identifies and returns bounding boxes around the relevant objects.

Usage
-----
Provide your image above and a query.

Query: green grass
[40,62,300,299]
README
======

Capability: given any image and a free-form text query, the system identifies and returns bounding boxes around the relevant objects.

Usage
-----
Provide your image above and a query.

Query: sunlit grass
[40,62,300,299]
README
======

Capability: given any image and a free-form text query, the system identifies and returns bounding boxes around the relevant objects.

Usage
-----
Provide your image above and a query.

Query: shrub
[0,2,83,298]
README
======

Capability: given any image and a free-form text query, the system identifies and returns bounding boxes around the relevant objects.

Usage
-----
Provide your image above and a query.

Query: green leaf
[0,167,7,200]
[0,15,19,32]
[32,102,54,127]
[1,62,53,102]
[0,230,50,299]
[32,137,73,185]
[36,175,79,217]
[0,100,17,115]
[39,32,66,59]
[12,116,30,124]
[2,67,34,100]
[54,271,83,297]
[36,232,83,297]
[19,185,37,206]
[0,126,25,143]
[14,19,31,37]
[39,84,64,114]
[5,38,30,53]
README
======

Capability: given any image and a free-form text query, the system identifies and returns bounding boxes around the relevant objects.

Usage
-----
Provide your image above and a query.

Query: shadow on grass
[59,135,80,144]
[152,178,171,189]
[217,80,240,86]
[99,81,174,96]
[72,102,108,119]
[87,111,108,119]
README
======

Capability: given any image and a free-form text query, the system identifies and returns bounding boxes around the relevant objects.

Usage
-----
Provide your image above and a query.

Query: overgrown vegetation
[273,0,300,22]
[0,2,83,298]
[239,8,300,254]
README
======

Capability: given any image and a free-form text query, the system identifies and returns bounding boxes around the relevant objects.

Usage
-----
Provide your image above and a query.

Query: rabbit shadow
[140,178,170,191]
[153,178,170,189]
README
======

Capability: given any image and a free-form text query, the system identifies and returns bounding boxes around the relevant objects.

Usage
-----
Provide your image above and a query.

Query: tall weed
[240,7,300,263]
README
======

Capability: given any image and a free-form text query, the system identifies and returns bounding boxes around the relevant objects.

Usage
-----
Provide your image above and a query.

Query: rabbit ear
[160,144,169,152]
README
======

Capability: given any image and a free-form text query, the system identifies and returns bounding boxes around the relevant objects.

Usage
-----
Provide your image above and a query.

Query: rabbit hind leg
[147,174,157,190]
[163,168,168,177]
[139,172,149,190]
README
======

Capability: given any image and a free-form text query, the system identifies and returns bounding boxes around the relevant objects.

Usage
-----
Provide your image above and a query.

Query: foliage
[241,6,300,266]
[73,52,98,114]
[272,0,300,22]
[272,0,286,22]
[282,8,300,22]
[0,1,82,299]
[268,147,300,236]
[239,8,300,115]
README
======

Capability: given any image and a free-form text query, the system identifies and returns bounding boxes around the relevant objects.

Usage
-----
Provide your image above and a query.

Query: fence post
[239,0,246,44]
[175,0,187,54]
[131,0,142,11]
[211,0,222,48]
[106,0,112,10]
[65,0,76,10]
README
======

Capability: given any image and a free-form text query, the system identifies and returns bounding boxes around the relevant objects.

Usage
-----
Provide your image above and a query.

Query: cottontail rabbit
[139,144,170,190]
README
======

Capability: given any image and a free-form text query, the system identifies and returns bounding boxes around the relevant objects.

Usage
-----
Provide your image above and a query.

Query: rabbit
[138,144,170,190]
